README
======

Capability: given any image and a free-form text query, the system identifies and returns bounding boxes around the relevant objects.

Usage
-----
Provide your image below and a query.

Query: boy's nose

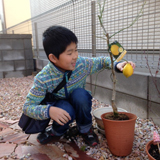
[73,52,78,59]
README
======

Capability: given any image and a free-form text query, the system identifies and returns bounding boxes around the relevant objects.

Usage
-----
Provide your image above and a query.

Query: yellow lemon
[123,63,133,78]
[110,45,119,55]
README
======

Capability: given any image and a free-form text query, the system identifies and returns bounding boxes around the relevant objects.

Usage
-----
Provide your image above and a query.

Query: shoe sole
[37,136,53,144]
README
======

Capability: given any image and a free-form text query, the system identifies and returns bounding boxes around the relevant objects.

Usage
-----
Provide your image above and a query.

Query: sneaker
[37,126,56,144]
[81,128,99,146]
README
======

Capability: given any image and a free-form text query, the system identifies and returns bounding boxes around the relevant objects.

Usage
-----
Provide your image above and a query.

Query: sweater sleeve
[82,56,120,75]
[81,57,115,75]
[23,76,51,120]
[114,61,123,73]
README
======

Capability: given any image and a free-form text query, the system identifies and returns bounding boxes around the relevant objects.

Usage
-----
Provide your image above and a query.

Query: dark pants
[51,88,92,136]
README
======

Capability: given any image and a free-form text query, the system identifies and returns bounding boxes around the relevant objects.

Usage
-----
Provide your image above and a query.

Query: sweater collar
[48,61,70,75]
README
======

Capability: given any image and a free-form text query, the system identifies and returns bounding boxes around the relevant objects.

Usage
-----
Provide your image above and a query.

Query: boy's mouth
[71,61,77,66]
[72,63,76,67]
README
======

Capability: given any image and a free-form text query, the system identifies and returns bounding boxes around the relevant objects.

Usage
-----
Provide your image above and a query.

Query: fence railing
[1,0,160,76]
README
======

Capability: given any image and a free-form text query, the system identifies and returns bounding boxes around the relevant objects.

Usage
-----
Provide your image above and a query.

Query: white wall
[3,0,31,28]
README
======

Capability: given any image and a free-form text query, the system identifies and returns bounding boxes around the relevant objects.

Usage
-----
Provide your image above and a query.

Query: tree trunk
[106,34,118,116]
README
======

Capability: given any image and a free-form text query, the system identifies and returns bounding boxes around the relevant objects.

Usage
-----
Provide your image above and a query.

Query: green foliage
[80,145,87,151]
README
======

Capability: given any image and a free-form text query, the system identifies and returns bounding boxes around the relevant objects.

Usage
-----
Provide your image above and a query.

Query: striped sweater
[23,56,117,120]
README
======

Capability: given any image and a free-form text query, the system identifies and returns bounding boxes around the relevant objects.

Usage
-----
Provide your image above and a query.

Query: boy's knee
[70,88,92,101]
[56,100,75,120]
[70,88,92,108]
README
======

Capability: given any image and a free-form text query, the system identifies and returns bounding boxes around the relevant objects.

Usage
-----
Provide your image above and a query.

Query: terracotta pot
[145,140,156,160]
[101,112,137,157]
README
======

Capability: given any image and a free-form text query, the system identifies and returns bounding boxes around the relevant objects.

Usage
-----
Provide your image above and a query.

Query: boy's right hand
[49,107,71,125]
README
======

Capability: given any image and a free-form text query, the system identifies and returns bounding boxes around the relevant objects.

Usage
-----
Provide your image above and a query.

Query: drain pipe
[32,47,37,76]
[33,59,37,72]
[32,58,37,76]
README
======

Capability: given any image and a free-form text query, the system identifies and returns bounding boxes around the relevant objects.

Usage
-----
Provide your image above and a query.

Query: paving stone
[0,122,9,131]
[27,134,40,146]
[36,144,66,160]
[0,128,15,137]
[0,128,16,143]
[15,145,51,160]
[64,141,95,160]
[30,153,51,160]
[9,122,21,131]
[27,134,66,159]
[1,132,28,144]
[0,143,16,158]
[28,134,95,160]
[0,118,18,124]
[64,143,79,158]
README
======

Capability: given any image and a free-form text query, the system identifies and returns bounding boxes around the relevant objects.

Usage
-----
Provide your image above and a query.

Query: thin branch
[155,57,160,78]
[109,1,146,39]
[93,69,105,97]
[145,56,160,96]
[96,36,107,41]
[97,0,107,36]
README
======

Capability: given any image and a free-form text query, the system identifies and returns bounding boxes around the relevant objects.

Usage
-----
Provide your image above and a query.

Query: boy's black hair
[43,25,78,59]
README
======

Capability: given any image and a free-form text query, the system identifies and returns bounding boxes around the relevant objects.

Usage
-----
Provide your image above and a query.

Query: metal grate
[2,0,160,75]
[95,0,160,74]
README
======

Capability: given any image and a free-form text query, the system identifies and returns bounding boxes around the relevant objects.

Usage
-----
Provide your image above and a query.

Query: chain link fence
[1,0,160,76]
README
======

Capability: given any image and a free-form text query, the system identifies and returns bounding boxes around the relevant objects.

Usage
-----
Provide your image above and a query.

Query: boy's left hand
[117,61,136,72]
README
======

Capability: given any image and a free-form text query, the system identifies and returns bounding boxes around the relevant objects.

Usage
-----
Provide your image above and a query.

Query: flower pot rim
[145,140,156,160]
[101,112,137,122]
[93,107,127,120]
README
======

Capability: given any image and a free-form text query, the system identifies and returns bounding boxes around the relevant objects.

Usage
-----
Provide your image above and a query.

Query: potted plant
[96,0,146,156]
[146,131,160,160]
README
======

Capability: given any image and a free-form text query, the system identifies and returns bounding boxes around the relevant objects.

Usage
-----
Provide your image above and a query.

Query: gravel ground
[0,76,159,160]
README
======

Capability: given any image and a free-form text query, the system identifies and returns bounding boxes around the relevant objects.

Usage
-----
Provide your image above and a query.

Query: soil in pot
[104,113,129,120]
[149,144,160,160]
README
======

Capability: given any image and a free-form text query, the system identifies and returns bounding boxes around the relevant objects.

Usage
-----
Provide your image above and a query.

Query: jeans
[51,88,92,136]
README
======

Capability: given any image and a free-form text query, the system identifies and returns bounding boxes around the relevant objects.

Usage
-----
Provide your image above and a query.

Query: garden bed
[0,76,160,159]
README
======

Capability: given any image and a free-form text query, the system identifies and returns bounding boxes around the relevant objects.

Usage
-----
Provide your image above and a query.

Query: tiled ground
[0,119,95,160]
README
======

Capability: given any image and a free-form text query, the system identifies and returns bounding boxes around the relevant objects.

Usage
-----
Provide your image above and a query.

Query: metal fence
[1,0,160,76]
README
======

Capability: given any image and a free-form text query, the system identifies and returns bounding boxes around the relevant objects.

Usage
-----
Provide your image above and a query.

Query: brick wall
[0,34,34,78]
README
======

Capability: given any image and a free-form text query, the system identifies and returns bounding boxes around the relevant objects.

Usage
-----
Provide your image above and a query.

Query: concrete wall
[86,70,160,125]
[0,34,34,78]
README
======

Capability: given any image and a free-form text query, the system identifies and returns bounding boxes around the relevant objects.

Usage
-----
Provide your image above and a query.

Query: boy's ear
[48,54,57,63]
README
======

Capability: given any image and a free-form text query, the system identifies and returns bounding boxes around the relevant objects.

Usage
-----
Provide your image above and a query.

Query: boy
[23,25,135,146]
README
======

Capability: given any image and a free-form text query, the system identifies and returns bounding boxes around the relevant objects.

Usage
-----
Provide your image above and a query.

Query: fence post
[91,1,96,57]
[90,1,96,93]
[1,0,7,34]
[34,22,39,59]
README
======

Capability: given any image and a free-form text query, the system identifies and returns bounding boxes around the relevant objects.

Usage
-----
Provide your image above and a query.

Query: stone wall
[0,34,34,78]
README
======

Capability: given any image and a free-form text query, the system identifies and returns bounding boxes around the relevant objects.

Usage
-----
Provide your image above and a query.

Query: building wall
[0,34,34,78]
[3,0,31,28]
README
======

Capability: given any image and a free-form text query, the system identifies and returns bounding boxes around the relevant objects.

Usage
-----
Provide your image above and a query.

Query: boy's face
[50,42,78,72]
